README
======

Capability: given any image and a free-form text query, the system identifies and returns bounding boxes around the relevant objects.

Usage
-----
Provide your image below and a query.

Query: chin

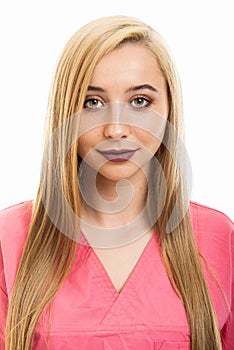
[98,163,142,182]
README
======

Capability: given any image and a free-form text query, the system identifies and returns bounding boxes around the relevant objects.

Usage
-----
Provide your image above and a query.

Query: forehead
[89,44,166,88]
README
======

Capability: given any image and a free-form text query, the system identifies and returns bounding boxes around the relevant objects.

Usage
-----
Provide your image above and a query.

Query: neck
[80,165,150,228]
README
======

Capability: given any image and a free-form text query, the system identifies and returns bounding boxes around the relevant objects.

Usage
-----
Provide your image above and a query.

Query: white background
[0,0,233,221]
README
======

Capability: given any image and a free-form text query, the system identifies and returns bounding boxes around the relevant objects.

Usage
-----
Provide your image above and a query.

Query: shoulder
[189,200,233,266]
[0,200,33,221]
[190,201,233,327]
[0,201,33,295]
[190,201,233,240]
[0,201,33,241]
[189,200,233,269]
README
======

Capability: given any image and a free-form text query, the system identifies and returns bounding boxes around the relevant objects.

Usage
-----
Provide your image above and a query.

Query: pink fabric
[0,201,233,349]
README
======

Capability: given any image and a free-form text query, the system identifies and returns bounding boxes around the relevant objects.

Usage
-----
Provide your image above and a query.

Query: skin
[78,44,169,292]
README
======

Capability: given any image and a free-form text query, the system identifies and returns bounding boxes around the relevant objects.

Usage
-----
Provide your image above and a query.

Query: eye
[130,96,151,108]
[84,98,104,109]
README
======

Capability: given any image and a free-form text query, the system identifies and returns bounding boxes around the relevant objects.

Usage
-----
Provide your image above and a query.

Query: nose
[103,103,130,139]
[103,122,130,139]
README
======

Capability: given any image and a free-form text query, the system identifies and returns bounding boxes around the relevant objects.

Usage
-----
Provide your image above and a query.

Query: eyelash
[84,98,104,109]
[83,96,152,110]
[130,95,152,109]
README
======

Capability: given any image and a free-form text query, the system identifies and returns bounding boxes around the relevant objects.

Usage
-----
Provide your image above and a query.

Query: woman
[0,15,233,350]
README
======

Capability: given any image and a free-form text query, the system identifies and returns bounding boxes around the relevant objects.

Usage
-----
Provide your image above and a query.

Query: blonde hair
[6,15,222,349]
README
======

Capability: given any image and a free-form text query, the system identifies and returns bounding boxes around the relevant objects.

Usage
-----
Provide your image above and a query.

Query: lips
[97,149,137,162]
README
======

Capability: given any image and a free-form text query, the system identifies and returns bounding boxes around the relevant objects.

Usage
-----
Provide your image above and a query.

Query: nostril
[104,123,130,139]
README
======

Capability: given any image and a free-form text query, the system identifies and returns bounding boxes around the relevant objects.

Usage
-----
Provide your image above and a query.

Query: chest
[36,233,191,348]
[93,231,154,292]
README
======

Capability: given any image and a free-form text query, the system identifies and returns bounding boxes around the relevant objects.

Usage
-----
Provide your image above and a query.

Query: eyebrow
[87,86,105,92]
[87,84,158,93]
[126,84,158,93]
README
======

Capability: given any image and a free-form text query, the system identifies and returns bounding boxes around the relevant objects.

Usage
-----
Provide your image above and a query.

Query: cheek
[78,131,101,158]
[78,135,90,158]
[147,138,162,154]
[137,130,162,154]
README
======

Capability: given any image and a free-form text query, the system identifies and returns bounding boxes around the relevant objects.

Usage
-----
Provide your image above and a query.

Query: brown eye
[84,98,103,109]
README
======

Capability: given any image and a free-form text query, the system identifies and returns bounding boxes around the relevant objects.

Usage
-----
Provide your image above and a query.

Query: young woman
[0,15,233,350]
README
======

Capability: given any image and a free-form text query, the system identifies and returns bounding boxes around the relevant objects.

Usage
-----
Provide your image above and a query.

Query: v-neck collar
[83,231,155,292]
[79,231,157,324]
[85,233,156,325]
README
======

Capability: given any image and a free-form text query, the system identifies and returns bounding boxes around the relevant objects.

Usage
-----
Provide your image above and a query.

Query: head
[44,15,184,231]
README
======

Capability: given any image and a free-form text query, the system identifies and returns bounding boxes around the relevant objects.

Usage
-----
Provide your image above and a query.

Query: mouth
[97,149,138,162]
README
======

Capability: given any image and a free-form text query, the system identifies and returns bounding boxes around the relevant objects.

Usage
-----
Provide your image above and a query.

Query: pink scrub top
[0,201,233,349]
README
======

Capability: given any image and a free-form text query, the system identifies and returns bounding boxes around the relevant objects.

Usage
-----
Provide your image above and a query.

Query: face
[78,44,169,182]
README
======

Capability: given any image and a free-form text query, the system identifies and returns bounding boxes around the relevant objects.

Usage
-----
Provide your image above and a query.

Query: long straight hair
[6,16,222,349]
